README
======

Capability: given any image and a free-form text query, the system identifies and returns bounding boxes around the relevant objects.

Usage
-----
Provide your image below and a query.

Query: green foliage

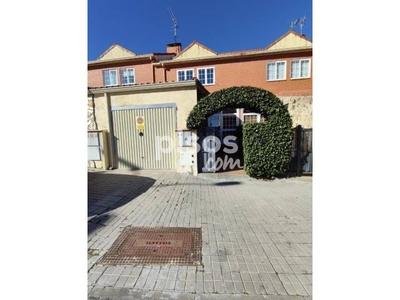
[243,121,293,179]
[186,86,293,178]
[187,86,285,129]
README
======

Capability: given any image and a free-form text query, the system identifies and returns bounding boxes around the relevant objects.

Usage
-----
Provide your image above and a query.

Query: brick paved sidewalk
[88,169,312,300]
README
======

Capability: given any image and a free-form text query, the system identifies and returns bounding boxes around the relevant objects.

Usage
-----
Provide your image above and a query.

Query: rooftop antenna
[168,6,179,43]
[299,15,306,35]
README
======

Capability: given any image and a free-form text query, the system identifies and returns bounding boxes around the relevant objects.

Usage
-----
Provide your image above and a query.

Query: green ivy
[186,86,293,178]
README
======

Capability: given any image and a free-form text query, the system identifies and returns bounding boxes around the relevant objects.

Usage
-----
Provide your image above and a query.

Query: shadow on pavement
[213,181,242,186]
[88,171,156,219]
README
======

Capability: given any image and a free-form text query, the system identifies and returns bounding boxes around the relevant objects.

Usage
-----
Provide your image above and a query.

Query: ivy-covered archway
[187,86,293,178]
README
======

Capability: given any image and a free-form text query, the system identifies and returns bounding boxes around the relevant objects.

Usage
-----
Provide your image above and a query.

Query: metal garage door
[111,104,177,169]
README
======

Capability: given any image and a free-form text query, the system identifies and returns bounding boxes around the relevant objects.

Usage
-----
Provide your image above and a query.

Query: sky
[88,0,312,61]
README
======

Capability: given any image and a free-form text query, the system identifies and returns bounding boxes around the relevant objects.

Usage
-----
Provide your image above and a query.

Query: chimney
[166,42,182,55]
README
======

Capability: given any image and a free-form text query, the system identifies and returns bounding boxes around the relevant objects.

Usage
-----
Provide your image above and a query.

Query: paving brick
[168,270,178,281]
[143,276,157,290]
[292,283,309,296]
[243,281,256,294]
[303,284,312,295]
[164,279,176,291]
[283,282,297,296]
[233,280,246,294]
[112,266,125,276]
[195,280,204,293]
[134,276,147,289]
[240,271,251,281]
[224,281,235,294]
[253,282,267,295]
[151,279,165,291]
[273,282,288,295]
[123,276,138,288]
[130,266,143,277]
[114,276,128,288]
[88,170,312,297]
[105,275,119,286]
[204,281,214,293]
[96,275,110,286]
[184,280,196,293]
[175,280,186,292]
[214,280,225,293]
[103,266,115,275]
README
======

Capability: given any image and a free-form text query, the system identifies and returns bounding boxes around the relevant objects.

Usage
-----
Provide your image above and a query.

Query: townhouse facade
[87,30,312,174]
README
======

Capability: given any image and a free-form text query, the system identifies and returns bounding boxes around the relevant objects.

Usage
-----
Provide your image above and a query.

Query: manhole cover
[99,227,202,266]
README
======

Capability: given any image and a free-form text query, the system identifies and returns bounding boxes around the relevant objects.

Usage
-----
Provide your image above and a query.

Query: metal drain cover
[99,227,202,266]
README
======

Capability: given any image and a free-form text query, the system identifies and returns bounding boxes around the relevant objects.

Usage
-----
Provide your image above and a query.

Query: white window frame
[103,69,118,86]
[243,112,261,123]
[120,68,135,85]
[290,59,311,79]
[176,69,194,82]
[266,61,286,81]
[208,109,239,141]
[197,67,215,85]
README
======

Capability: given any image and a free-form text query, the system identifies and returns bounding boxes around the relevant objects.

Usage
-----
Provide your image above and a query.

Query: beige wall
[89,85,200,173]
[99,45,135,60]
[268,33,312,50]
[176,43,217,60]
[108,88,198,130]
[280,96,313,128]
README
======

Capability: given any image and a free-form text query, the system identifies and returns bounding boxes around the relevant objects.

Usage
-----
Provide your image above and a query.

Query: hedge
[186,86,287,129]
[186,86,293,178]
[243,119,293,178]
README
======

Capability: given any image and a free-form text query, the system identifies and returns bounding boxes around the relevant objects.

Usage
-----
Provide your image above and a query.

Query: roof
[97,43,136,60]
[266,30,312,50]
[174,41,217,60]
[88,79,204,94]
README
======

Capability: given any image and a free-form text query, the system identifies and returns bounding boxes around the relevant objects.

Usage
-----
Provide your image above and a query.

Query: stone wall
[280,96,312,129]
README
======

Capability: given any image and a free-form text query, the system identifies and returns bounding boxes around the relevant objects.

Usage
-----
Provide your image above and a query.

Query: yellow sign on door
[136,116,145,130]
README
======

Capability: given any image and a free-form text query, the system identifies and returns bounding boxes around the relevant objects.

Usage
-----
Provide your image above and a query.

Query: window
[103,70,118,86]
[197,67,215,85]
[120,68,135,85]
[243,109,265,124]
[291,59,311,79]
[267,61,286,81]
[177,69,194,81]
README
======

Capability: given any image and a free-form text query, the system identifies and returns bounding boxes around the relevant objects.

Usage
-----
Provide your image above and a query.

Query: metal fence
[288,125,313,174]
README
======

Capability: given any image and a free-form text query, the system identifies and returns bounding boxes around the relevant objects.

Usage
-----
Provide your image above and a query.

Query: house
[87,30,312,174]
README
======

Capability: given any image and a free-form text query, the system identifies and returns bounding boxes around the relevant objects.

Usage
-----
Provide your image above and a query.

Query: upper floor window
[177,69,194,81]
[198,67,215,85]
[120,68,135,85]
[291,59,311,79]
[267,61,286,81]
[103,69,118,86]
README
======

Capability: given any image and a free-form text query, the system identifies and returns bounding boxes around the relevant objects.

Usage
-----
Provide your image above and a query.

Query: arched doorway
[186,86,293,174]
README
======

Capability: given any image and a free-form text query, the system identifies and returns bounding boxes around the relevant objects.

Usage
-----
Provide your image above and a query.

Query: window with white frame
[243,109,264,124]
[177,69,194,81]
[267,61,286,81]
[103,69,118,86]
[291,59,311,79]
[120,68,135,85]
[197,67,215,85]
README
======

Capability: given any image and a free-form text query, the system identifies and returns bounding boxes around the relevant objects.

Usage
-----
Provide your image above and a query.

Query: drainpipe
[161,62,166,82]
[89,91,97,130]
[104,92,115,169]
[150,56,155,83]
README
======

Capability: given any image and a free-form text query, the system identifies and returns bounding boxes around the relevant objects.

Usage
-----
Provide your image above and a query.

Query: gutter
[88,80,198,94]
[152,46,312,67]
[88,53,173,68]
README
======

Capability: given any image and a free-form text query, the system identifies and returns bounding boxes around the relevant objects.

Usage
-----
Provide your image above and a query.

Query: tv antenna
[299,15,306,35]
[290,15,307,35]
[168,7,179,43]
